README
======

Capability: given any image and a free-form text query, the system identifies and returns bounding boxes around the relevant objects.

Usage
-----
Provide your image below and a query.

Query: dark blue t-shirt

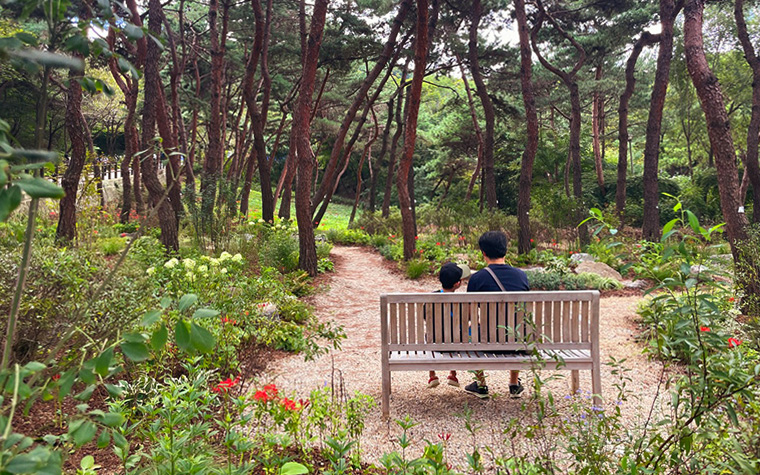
[467,264,530,292]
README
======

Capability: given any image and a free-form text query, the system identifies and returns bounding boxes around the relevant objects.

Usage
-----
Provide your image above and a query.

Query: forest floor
[265,245,671,470]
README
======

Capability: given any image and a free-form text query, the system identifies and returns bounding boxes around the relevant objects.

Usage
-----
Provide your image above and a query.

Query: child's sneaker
[509,379,524,398]
[428,376,440,388]
[447,375,460,387]
[464,381,489,399]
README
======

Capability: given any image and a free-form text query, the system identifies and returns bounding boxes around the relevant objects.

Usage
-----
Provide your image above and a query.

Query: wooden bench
[380,290,601,417]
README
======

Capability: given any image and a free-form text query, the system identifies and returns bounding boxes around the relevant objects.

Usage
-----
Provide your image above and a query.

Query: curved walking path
[265,246,663,469]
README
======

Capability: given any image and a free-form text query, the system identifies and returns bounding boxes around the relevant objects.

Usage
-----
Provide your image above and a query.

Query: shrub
[405,259,429,279]
[526,270,561,290]
[316,240,333,259]
[98,237,125,256]
[278,297,311,324]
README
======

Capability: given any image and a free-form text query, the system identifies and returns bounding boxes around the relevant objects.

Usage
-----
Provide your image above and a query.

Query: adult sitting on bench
[464,231,530,399]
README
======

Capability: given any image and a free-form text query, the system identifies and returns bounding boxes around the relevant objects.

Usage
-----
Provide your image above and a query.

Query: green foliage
[404,259,429,279]
[97,236,125,256]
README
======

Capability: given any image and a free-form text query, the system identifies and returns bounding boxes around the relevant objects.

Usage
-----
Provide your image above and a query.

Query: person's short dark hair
[478,231,507,259]
[439,262,464,289]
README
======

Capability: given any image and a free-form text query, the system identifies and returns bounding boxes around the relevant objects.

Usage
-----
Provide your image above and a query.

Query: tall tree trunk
[642,0,681,240]
[592,63,605,195]
[456,53,484,203]
[242,0,274,221]
[313,56,398,224]
[201,0,226,229]
[350,108,379,225]
[382,72,408,218]
[468,0,497,209]
[370,97,394,213]
[56,64,86,243]
[140,0,178,251]
[685,0,759,314]
[515,0,538,255]
[294,0,329,276]
[398,0,429,261]
[735,0,760,224]
[311,0,412,214]
[617,32,660,222]
[531,1,589,244]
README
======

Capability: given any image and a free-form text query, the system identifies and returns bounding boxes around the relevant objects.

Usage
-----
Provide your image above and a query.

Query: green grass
[246,190,352,231]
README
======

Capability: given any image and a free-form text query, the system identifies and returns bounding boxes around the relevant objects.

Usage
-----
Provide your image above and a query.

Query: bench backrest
[380,291,600,352]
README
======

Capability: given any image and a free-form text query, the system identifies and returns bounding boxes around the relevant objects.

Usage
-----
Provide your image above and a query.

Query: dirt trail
[264,246,661,469]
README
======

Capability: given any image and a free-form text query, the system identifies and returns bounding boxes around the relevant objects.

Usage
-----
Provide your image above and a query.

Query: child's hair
[478,231,508,259]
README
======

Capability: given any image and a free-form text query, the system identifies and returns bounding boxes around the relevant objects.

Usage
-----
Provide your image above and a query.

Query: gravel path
[264,246,662,469]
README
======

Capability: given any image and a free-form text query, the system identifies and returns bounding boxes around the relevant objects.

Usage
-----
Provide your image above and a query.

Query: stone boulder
[575,261,623,281]
[570,253,596,263]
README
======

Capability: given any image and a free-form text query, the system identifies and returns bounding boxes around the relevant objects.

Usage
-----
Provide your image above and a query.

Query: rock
[623,279,648,289]
[258,302,279,320]
[570,253,596,263]
[575,261,623,281]
[522,266,546,273]
[690,264,709,275]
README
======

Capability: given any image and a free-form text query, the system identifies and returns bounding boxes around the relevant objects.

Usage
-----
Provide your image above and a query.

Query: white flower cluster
[149,252,244,277]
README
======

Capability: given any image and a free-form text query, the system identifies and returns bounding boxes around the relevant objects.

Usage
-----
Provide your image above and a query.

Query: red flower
[437,432,451,441]
[530,239,534,243]
[221,316,238,325]
[253,390,269,402]
[120,233,127,237]
[52,374,60,381]
[415,236,419,240]
[436,242,441,246]
[213,376,241,393]
[360,226,364,229]
[728,337,742,348]
[281,397,297,411]
[93,230,98,234]
[299,398,310,408]
[263,383,278,396]
[700,326,711,332]
[728,297,735,303]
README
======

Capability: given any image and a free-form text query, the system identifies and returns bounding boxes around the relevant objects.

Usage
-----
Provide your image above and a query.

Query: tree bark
[468,0,497,209]
[515,0,538,255]
[56,64,86,243]
[684,0,748,247]
[642,0,681,240]
[617,32,660,222]
[592,63,605,195]
[140,0,178,251]
[294,0,329,276]
[370,97,394,213]
[734,0,760,224]
[456,53,484,203]
[200,0,226,229]
[350,107,379,225]
[313,57,399,224]
[531,1,589,244]
[398,0,428,260]
[242,0,275,221]
[382,73,408,217]
[311,0,412,214]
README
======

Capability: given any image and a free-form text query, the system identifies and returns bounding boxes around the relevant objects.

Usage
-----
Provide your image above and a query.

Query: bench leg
[381,370,390,419]
[591,365,602,405]
[571,370,579,395]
